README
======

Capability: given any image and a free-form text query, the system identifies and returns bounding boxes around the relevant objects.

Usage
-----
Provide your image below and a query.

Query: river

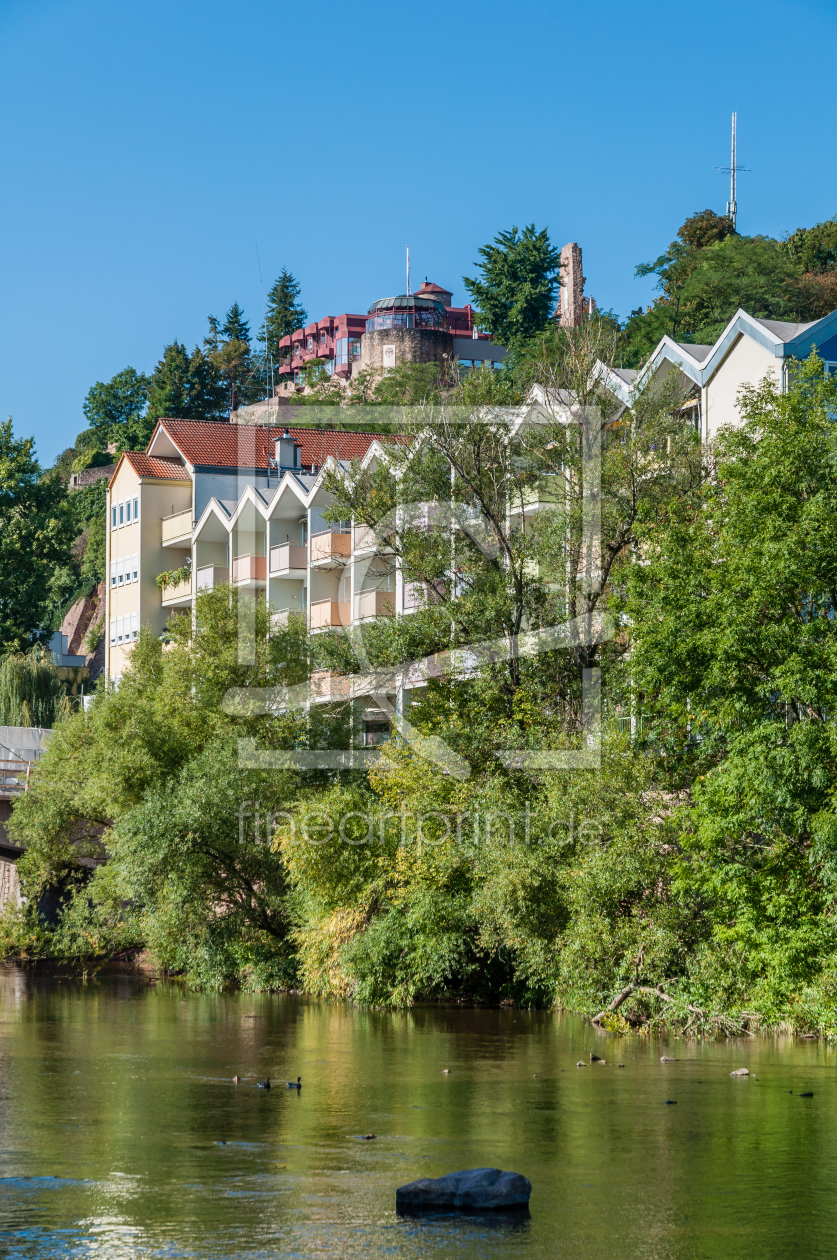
[0,966,834,1258]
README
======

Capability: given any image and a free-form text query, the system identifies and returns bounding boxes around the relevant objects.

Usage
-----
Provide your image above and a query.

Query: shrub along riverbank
[5,345,837,1037]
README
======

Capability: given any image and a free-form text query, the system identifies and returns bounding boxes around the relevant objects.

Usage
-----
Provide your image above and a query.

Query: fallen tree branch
[591,983,706,1027]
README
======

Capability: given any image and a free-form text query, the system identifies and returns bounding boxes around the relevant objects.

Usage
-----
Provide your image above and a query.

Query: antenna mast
[406,245,411,296]
[727,111,737,228]
[718,112,748,230]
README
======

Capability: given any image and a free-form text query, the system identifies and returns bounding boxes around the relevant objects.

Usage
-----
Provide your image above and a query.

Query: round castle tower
[360,293,453,372]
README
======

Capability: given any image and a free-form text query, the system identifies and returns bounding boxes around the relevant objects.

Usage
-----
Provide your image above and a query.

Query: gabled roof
[623,307,837,403]
[147,419,389,471]
[108,451,189,489]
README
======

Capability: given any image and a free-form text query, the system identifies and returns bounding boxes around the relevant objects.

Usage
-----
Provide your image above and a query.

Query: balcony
[310,530,351,567]
[160,575,193,607]
[269,543,308,576]
[354,589,394,620]
[309,598,350,630]
[270,607,305,632]
[162,508,192,547]
[353,524,378,553]
[231,554,267,587]
[195,565,229,591]
[309,669,352,701]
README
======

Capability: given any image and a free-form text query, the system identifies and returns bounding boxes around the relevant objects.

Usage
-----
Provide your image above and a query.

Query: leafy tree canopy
[624,209,837,366]
[82,367,150,451]
[0,420,76,652]
[463,224,561,345]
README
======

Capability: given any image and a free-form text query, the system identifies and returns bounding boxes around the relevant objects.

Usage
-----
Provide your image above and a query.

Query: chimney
[559,243,584,328]
[275,428,300,470]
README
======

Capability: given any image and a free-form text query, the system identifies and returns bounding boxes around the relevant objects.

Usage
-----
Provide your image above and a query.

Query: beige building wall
[106,464,191,678]
[703,335,780,440]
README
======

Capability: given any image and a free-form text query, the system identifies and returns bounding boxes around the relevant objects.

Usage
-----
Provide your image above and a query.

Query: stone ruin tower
[559,242,584,328]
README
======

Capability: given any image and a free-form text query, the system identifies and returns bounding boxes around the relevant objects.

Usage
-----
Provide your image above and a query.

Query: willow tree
[0,649,63,727]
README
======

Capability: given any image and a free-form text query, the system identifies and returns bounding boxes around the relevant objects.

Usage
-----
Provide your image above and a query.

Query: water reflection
[0,966,834,1258]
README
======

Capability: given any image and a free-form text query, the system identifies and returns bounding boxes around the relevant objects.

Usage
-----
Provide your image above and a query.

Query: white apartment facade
[105,421,402,681]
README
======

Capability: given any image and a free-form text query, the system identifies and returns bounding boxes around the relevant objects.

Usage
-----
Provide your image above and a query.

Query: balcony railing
[0,760,31,796]
[309,598,350,630]
[231,554,267,585]
[196,565,229,591]
[161,508,193,545]
[160,575,193,606]
[310,530,351,564]
[354,589,394,620]
[353,524,378,553]
[270,607,305,632]
[269,543,308,575]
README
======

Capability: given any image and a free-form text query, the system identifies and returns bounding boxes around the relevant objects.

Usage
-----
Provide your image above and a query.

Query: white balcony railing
[269,543,308,575]
[196,565,229,591]
[161,509,192,545]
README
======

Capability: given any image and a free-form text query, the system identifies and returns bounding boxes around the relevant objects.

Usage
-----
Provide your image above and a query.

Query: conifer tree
[146,342,226,424]
[259,270,307,365]
[221,302,250,345]
[463,225,560,345]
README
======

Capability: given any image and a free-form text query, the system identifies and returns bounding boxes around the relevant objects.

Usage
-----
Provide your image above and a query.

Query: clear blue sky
[3,0,837,464]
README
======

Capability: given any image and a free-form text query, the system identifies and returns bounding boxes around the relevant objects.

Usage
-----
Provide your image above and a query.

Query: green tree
[259,269,307,366]
[623,208,837,365]
[146,342,226,424]
[82,367,150,451]
[0,420,76,652]
[221,301,250,345]
[0,647,64,726]
[463,224,561,345]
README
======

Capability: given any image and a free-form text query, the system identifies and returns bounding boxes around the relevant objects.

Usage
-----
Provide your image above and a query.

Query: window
[294,370,302,385]
[826,362,837,377]
[118,502,124,526]
[307,336,313,351]
[111,505,117,529]
[349,337,361,361]
[125,500,131,523]
[117,557,124,585]
[133,496,139,521]
[335,337,348,366]
[131,612,139,641]
[132,553,138,582]
[109,618,116,646]
[110,561,117,588]
[320,330,327,344]
[116,616,124,643]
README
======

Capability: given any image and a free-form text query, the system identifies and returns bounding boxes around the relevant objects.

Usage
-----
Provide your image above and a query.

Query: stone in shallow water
[396,1167,532,1213]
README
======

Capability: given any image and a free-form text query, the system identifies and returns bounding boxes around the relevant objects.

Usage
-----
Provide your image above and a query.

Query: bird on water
[257,1077,271,1090]
[287,1077,302,1090]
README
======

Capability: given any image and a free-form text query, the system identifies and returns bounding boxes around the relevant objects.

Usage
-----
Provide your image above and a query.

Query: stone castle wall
[361,327,453,371]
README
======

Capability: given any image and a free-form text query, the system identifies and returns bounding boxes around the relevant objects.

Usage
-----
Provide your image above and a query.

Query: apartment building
[603,306,837,439]
[105,421,400,680]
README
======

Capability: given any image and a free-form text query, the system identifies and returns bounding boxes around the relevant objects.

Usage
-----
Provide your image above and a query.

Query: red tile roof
[155,419,388,470]
[109,452,190,488]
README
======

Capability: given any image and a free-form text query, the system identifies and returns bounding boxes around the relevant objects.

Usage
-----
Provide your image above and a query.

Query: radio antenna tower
[718,111,749,229]
[406,245,411,296]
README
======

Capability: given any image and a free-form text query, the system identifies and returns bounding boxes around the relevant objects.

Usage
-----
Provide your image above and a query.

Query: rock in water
[396,1168,532,1213]
[730,1068,750,1077]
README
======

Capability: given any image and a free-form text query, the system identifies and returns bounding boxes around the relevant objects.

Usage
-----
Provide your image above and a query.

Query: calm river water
[0,966,834,1259]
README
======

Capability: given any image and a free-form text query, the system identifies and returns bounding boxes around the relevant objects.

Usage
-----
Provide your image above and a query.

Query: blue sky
[3,0,837,464]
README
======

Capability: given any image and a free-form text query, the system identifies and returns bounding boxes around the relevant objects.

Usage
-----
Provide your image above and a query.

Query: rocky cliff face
[60,580,106,678]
